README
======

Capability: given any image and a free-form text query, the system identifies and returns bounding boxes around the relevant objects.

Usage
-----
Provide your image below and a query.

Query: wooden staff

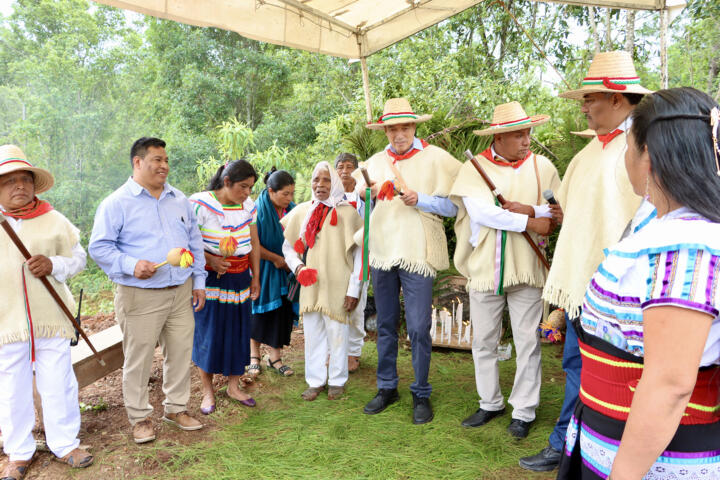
[0,212,105,366]
[359,167,403,196]
[463,150,550,270]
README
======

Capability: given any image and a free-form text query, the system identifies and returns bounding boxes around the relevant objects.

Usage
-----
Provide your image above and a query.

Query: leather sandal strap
[59,448,93,468]
[2,459,32,480]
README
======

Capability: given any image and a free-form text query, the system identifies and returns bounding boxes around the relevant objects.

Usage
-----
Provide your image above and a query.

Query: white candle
[442,309,451,342]
[463,318,472,343]
[430,308,437,341]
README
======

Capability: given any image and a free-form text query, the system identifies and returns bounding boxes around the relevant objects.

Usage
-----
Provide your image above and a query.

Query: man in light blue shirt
[89,137,207,444]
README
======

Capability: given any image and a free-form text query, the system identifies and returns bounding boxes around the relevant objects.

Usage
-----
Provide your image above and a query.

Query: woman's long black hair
[630,87,720,222]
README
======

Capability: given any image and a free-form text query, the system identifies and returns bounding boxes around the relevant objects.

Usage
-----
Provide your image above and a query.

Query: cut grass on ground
[144,340,564,480]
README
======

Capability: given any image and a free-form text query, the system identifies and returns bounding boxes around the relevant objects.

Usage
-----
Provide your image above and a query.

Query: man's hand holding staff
[462,150,551,270]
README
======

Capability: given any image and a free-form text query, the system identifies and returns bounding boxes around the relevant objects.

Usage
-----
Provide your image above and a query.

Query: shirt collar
[126,177,174,198]
[611,115,633,134]
[386,137,424,155]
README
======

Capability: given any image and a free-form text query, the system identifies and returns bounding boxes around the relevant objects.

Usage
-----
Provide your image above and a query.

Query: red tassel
[378,180,395,201]
[297,267,318,286]
[294,238,305,254]
[602,77,627,91]
[330,208,338,226]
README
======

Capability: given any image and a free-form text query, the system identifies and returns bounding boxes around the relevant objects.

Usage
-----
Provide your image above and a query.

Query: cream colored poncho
[542,133,642,318]
[281,203,362,324]
[356,145,462,278]
[452,151,561,293]
[1,210,78,346]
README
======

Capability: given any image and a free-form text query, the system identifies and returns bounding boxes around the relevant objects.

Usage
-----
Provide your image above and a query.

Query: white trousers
[347,284,368,357]
[470,285,543,422]
[0,336,81,461]
[303,312,349,388]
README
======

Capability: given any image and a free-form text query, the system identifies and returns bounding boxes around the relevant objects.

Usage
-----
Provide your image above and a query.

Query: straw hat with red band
[0,144,54,194]
[473,101,550,136]
[559,51,652,100]
[366,97,432,130]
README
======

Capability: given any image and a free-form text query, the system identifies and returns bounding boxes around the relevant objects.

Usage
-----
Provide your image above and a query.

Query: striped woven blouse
[189,191,256,257]
[580,207,720,367]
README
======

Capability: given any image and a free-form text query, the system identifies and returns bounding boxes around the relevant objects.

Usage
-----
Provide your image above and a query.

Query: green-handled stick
[0,212,105,366]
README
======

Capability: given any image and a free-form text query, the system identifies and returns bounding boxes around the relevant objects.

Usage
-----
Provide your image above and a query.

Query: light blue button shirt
[89,177,207,289]
[386,137,458,217]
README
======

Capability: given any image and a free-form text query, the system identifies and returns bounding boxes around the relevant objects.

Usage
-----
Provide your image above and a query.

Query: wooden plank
[71,325,124,389]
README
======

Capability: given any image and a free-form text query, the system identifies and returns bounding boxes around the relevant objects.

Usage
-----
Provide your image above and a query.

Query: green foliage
[0,0,713,295]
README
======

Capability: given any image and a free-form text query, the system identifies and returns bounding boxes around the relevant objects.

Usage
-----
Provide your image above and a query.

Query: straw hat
[0,144,54,194]
[366,98,432,130]
[559,51,652,100]
[570,129,596,138]
[473,101,550,136]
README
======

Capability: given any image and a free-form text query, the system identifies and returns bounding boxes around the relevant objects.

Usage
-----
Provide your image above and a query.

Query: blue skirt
[192,269,252,376]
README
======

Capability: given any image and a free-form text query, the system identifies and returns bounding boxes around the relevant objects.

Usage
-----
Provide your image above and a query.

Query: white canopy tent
[93,0,686,119]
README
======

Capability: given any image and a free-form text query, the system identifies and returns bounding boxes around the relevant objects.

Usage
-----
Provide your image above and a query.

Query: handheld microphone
[542,190,558,205]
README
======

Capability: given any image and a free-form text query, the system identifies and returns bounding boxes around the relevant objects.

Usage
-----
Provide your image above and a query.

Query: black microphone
[542,190,558,205]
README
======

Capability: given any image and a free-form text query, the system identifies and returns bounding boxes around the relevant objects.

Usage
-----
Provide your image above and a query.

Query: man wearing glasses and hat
[451,101,560,439]
[355,98,462,424]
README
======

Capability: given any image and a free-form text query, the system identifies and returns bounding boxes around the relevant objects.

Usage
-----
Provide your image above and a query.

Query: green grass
[155,341,565,480]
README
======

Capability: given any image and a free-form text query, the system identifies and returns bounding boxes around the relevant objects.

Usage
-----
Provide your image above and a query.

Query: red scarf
[304,204,330,249]
[4,197,54,219]
[386,139,430,164]
[480,147,532,169]
[597,129,623,149]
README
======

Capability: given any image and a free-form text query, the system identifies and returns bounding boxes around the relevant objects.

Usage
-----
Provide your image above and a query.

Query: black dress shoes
[460,407,506,427]
[411,394,433,425]
[518,444,562,471]
[363,388,399,414]
[507,418,533,438]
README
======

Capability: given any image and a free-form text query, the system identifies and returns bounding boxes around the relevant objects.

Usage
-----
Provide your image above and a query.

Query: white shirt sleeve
[282,239,304,275]
[346,245,362,298]
[462,197,528,233]
[532,204,552,219]
[50,242,87,283]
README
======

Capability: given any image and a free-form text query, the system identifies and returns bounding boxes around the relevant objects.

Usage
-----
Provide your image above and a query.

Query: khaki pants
[115,279,194,424]
[470,285,542,422]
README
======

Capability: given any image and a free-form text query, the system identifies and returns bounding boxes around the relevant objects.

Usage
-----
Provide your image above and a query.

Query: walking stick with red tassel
[463,150,551,271]
[0,212,106,366]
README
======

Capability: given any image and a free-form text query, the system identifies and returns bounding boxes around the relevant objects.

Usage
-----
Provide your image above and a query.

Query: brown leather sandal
[56,448,94,468]
[1,458,33,480]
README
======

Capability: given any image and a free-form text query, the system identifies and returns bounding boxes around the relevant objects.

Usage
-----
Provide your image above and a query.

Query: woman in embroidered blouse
[557,88,720,480]
[189,160,261,414]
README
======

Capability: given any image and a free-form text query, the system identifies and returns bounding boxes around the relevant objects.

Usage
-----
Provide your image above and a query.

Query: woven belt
[205,254,249,274]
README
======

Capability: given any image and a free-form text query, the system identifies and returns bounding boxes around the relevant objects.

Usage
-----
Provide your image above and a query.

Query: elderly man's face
[0,171,35,211]
[335,160,356,192]
[384,123,416,155]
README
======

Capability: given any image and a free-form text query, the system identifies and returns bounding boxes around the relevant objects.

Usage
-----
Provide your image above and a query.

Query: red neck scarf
[3,197,54,219]
[597,129,623,149]
[480,147,532,169]
[304,204,330,249]
[387,139,430,164]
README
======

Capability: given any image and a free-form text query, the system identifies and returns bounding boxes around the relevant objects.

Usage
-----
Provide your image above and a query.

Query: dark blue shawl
[252,188,296,314]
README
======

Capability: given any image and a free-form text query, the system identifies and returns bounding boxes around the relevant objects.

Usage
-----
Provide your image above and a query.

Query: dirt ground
[0,313,305,480]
